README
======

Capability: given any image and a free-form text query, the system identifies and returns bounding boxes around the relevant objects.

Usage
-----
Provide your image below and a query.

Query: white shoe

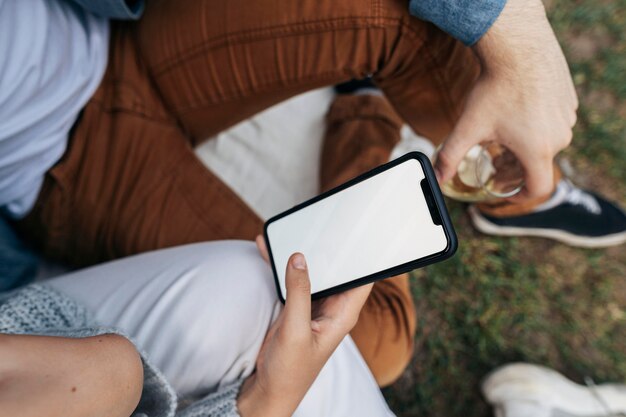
[482,363,626,417]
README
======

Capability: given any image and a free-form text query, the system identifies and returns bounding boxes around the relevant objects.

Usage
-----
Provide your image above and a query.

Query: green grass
[384,1,626,415]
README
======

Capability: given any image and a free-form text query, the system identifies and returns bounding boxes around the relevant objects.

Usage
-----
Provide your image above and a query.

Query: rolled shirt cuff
[409,0,507,46]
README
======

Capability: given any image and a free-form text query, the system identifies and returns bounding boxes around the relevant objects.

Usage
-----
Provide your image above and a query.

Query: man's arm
[416,0,578,199]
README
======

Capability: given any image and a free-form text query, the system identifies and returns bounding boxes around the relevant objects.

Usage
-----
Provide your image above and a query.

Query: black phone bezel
[263,152,458,303]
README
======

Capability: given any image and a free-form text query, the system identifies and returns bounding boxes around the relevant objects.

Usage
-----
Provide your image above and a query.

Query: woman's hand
[237,237,372,417]
[434,0,578,200]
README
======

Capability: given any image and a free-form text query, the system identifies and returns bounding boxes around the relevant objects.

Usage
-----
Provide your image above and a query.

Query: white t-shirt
[0,0,109,218]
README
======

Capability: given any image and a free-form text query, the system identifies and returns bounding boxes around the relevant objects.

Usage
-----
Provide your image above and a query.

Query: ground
[384,1,626,415]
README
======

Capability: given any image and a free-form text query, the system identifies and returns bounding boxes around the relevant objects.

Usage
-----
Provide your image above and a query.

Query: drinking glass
[433,141,525,202]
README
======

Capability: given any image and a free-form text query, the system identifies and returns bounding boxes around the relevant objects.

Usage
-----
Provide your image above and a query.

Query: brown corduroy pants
[17,0,555,386]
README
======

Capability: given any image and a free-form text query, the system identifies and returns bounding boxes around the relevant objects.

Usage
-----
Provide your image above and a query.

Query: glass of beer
[433,141,525,202]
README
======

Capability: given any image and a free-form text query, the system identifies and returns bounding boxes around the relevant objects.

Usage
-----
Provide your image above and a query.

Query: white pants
[47,241,394,417]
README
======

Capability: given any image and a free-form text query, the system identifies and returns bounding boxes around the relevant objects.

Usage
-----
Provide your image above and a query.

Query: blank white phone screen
[266,158,448,299]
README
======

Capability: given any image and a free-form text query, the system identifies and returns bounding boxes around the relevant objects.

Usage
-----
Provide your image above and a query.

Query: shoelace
[563,181,602,215]
[584,376,626,417]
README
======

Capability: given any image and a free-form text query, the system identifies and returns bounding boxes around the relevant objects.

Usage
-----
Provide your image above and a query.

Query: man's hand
[434,0,578,200]
[237,237,372,417]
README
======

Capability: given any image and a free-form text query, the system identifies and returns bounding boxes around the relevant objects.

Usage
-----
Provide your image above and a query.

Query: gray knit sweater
[0,284,242,417]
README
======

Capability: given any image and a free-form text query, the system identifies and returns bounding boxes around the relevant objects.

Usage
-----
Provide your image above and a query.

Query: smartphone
[264,152,457,302]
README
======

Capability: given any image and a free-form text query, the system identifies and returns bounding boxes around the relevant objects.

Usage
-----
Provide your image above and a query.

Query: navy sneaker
[469,180,626,248]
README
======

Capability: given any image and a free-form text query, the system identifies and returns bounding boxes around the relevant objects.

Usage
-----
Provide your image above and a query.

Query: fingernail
[291,253,306,270]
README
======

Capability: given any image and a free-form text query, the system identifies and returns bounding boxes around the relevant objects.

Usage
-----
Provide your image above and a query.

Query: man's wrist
[472,0,548,76]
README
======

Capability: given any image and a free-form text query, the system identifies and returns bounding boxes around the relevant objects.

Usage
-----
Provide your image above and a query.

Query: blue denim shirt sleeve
[409,0,507,46]
[69,0,144,20]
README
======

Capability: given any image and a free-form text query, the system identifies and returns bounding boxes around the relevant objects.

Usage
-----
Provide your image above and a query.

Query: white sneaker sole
[468,206,626,248]
[482,363,626,417]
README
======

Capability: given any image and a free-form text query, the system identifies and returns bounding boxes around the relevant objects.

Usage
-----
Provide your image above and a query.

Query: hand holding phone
[264,152,457,302]
[239,248,372,417]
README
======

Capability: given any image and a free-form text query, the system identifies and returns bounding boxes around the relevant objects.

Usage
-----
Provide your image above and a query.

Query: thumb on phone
[283,253,312,335]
